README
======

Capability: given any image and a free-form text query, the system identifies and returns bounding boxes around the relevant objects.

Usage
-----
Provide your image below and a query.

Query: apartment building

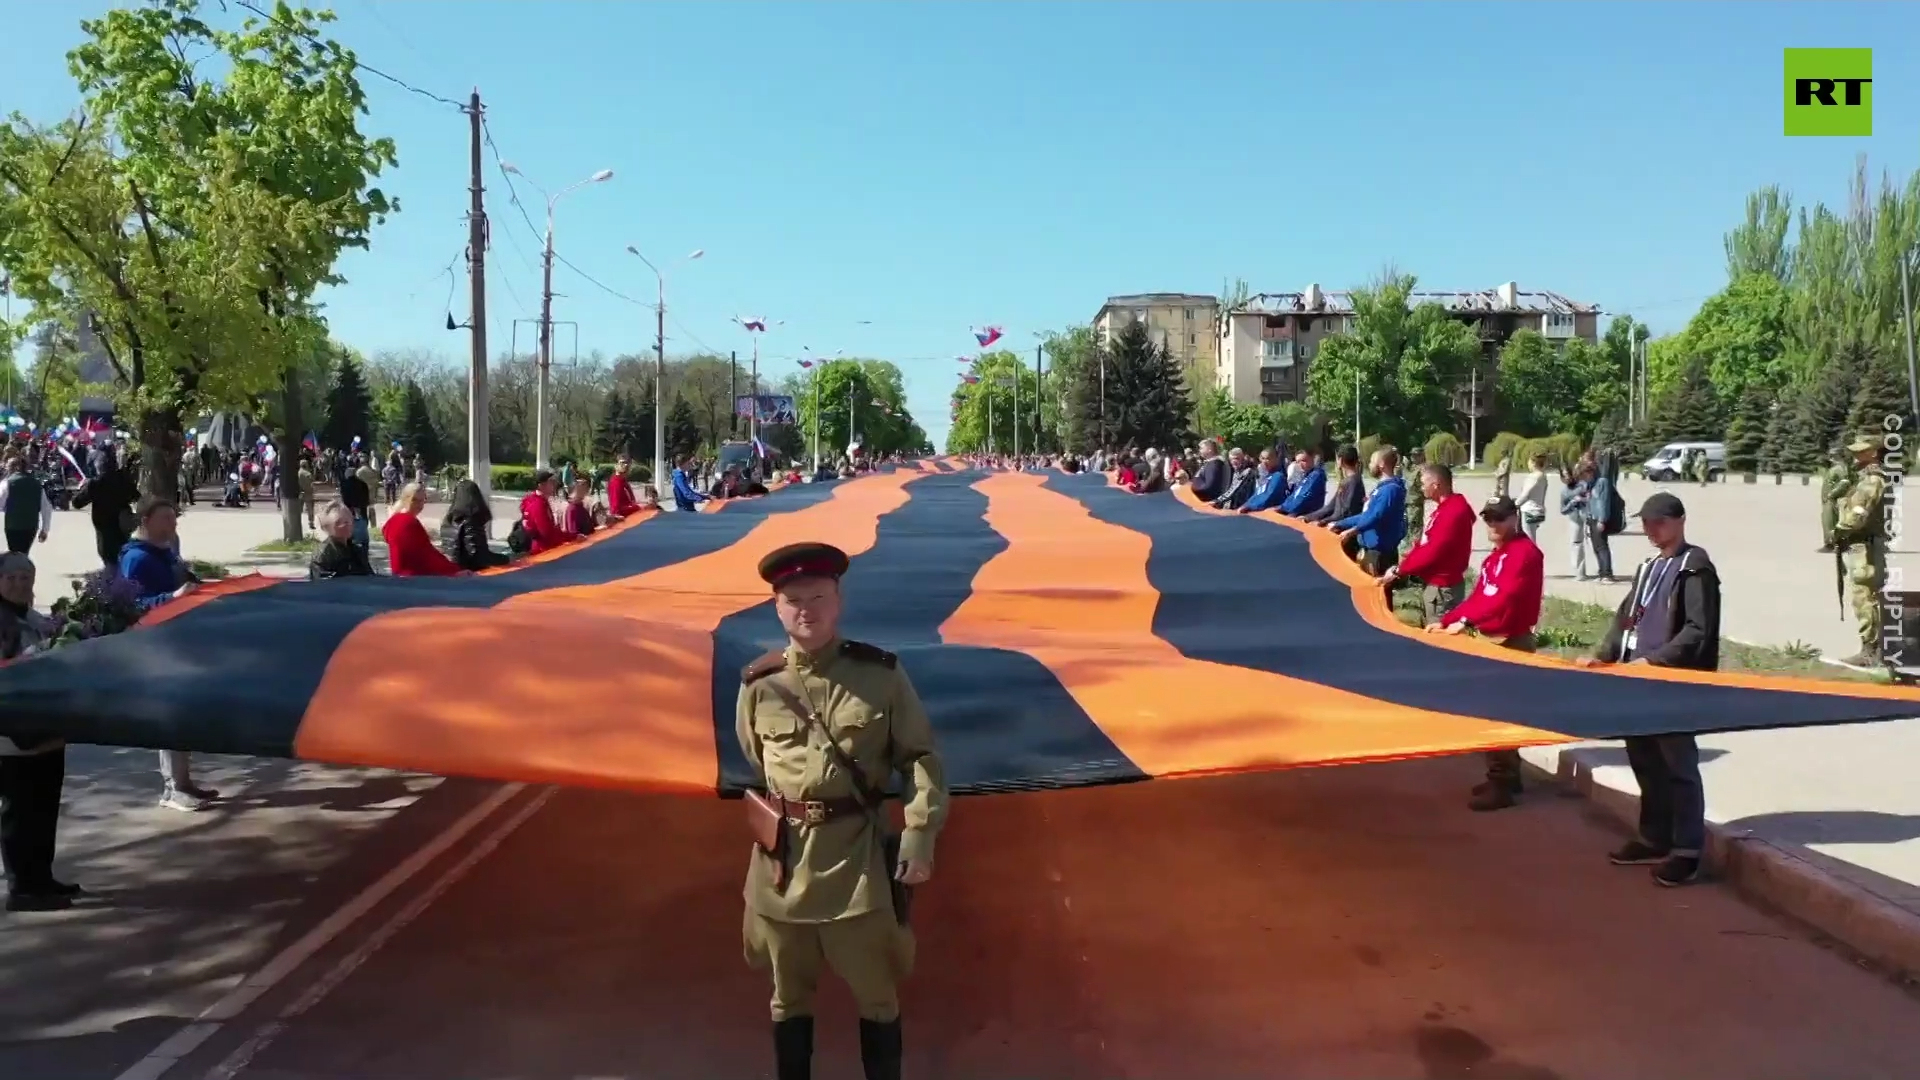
[1092,293,1221,378]
[1216,281,1601,407]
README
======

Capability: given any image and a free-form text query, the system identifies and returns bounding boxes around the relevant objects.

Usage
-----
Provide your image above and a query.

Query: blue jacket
[1335,475,1407,552]
[1588,474,1613,528]
[119,539,185,611]
[1279,467,1327,516]
[1242,468,1288,512]
[1560,478,1590,519]
[670,468,708,512]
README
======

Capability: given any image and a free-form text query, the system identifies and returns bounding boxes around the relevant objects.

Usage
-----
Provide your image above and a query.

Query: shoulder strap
[759,669,884,811]
[741,648,786,684]
[839,639,897,668]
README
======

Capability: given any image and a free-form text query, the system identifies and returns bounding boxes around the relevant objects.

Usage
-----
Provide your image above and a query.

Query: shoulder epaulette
[741,649,788,684]
[840,639,898,668]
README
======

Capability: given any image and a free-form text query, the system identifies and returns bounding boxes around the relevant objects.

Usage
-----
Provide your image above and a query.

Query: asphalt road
[8,755,1917,1080]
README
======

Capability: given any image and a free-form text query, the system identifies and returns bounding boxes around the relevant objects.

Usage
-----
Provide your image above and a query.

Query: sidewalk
[1451,472,1920,981]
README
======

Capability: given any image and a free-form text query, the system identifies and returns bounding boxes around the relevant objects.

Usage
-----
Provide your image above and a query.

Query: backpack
[506,520,531,555]
[1605,485,1626,535]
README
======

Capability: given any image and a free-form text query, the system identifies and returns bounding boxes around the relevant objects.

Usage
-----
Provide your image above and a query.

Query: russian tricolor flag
[740,317,767,333]
[961,374,980,385]
[798,360,814,368]
[751,435,769,458]
[973,326,1002,348]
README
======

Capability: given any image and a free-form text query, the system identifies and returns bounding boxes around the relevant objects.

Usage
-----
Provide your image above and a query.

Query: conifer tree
[320,352,374,452]
[398,380,444,468]
[1846,348,1912,441]
[665,395,702,459]
[1648,356,1723,443]
[1760,384,1800,474]
[1724,385,1770,474]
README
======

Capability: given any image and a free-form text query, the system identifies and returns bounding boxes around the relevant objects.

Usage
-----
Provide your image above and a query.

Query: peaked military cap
[758,542,850,587]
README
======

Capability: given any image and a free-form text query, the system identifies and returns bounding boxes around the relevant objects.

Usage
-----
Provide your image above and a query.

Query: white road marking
[111,781,531,1080]
[203,785,558,1080]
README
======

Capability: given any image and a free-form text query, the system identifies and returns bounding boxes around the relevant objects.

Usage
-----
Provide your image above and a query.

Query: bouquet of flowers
[45,570,147,649]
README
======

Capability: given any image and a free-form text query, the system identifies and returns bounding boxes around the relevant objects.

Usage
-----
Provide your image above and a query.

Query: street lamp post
[734,317,782,453]
[626,246,704,503]
[502,163,613,469]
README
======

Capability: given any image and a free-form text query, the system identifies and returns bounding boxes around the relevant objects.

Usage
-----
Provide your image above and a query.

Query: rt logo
[1784,48,1872,136]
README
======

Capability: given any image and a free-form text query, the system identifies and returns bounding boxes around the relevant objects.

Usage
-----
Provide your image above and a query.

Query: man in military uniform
[1402,448,1426,549]
[1833,434,1890,666]
[738,541,949,1080]
[1690,448,1711,486]
[1818,445,1855,553]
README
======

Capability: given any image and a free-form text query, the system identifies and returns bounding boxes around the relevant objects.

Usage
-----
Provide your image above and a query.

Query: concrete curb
[1521,748,1920,985]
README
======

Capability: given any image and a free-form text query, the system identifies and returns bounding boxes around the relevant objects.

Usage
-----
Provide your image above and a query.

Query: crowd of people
[1054,436,1721,889]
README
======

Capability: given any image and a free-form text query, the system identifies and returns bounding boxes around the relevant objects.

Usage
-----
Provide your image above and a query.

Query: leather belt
[772,794,865,827]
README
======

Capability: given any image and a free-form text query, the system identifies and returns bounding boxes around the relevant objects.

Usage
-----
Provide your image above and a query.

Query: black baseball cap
[1637,492,1686,520]
[1480,495,1518,521]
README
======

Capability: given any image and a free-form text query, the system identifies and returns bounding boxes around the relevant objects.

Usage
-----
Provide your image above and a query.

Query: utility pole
[810,374,820,470]
[988,388,995,456]
[1098,353,1107,449]
[1035,342,1045,453]
[749,337,759,448]
[535,209,556,469]
[465,90,491,496]
[653,270,667,501]
[1011,363,1020,464]
[730,351,739,438]
[1353,369,1362,445]
[1468,367,1479,468]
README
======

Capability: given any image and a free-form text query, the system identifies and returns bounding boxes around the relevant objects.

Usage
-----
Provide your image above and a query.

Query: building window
[1188,333,1197,345]
[1260,339,1294,367]
[1185,307,1195,320]
[1133,309,1146,321]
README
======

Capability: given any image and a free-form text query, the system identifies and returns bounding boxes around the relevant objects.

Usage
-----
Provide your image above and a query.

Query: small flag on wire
[956,355,975,363]
[798,360,814,368]
[961,374,980,385]
[973,326,1002,348]
[739,317,767,332]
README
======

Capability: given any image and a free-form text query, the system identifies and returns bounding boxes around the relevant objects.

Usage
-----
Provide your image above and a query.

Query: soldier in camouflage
[1818,446,1854,554]
[1833,434,1890,666]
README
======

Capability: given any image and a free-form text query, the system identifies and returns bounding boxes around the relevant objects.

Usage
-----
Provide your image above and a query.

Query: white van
[1640,441,1725,482]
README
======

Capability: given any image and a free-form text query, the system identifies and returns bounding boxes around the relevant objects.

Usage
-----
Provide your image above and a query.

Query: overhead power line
[228,0,466,110]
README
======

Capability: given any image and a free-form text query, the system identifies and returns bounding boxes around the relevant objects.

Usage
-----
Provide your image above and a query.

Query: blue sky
[2,1,1910,447]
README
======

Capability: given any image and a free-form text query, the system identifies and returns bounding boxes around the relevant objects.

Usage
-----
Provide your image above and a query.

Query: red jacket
[518,491,568,555]
[606,474,638,517]
[1444,534,1544,641]
[1398,492,1474,587]
[381,512,460,577]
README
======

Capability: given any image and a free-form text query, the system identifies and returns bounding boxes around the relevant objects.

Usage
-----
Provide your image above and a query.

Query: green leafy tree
[1683,273,1794,410]
[1305,271,1481,448]
[1723,186,1793,283]
[1037,325,1097,451]
[321,351,374,451]
[0,0,395,515]
[665,394,701,459]
[1724,385,1770,474]
[946,351,1041,454]
[793,357,923,459]
[398,379,443,469]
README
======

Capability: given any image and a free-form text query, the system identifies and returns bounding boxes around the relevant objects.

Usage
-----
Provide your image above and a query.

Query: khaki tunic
[736,640,949,924]
[1836,465,1889,654]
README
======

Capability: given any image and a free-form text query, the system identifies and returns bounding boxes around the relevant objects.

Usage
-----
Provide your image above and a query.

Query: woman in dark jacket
[439,480,511,572]
[309,502,376,580]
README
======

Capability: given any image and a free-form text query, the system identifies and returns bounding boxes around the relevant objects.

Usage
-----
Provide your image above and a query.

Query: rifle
[1835,546,1847,621]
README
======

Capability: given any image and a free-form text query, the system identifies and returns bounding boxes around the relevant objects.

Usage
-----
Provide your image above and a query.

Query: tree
[594,389,637,460]
[665,394,701,460]
[0,0,396,506]
[398,379,443,468]
[1036,325,1096,452]
[1761,384,1801,474]
[1070,321,1190,452]
[1647,356,1723,443]
[1846,348,1912,438]
[1724,186,1793,283]
[321,351,374,451]
[1683,273,1794,410]
[1304,271,1482,448]
[1798,346,1862,456]
[1724,385,1770,474]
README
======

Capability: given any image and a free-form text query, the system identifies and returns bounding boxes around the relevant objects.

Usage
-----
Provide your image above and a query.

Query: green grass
[189,559,231,581]
[1390,580,1876,681]
[250,535,319,555]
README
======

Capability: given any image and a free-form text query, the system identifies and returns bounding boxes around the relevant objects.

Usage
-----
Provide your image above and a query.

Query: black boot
[859,1017,903,1080]
[773,1017,813,1080]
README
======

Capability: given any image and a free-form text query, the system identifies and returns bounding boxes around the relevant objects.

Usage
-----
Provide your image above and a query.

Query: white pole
[1469,367,1479,468]
[1353,369,1361,444]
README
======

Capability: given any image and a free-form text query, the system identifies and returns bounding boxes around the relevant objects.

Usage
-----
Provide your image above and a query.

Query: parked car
[1640,441,1726,481]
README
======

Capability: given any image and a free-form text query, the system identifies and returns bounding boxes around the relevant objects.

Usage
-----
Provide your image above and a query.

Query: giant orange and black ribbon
[0,465,1914,797]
